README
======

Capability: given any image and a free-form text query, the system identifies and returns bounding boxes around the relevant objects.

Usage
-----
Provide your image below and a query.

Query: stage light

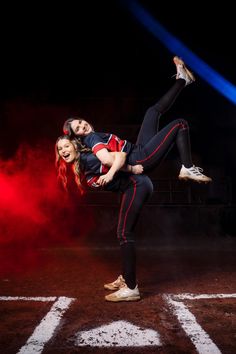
[126,0,236,105]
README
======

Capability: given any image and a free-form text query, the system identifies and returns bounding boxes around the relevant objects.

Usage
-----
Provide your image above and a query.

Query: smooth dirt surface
[0,246,236,354]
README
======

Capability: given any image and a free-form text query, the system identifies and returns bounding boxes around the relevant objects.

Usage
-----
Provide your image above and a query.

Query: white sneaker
[104,275,126,291]
[173,56,195,86]
[179,165,212,183]
[105,284,141,302]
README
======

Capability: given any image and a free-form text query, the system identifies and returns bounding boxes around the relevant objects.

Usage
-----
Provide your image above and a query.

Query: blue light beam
[126,0,236,105]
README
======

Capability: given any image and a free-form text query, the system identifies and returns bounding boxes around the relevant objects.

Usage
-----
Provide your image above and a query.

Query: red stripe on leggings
[117,192,126,241]
[118,176,137,242]
[136,122,183,163]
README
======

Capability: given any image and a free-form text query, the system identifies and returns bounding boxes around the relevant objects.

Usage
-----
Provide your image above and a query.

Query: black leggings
[117,174,153,244]
[116,79,192,289]
[116,174,153,289]
[127,79,193,169]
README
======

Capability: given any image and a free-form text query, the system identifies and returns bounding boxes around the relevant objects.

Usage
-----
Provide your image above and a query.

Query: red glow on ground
[0,141,95,275]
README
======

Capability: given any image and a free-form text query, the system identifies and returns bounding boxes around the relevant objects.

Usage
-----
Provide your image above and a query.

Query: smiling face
[70,119,93,136]
[57,138,78,163]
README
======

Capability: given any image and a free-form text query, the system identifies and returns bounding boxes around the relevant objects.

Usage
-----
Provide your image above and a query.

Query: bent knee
[173,118,189,130]
[145,104,162,116]
[117,233,135,245]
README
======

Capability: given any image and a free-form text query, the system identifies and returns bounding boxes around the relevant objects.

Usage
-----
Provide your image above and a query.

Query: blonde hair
[55,135,91,194]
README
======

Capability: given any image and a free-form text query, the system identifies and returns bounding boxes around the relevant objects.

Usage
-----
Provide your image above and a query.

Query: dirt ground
[0,242,236,354]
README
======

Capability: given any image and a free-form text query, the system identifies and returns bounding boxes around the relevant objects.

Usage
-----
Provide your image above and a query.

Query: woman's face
[57,138,78,163]
[70,119,93,136]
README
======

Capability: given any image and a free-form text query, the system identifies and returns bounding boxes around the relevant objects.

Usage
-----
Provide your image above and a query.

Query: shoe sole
[179,176,212,184]
[105,295,141,302]
[173,56,195,82]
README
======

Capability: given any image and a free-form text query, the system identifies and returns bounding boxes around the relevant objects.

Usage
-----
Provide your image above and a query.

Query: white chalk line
[0,296,75,354]
[0,296,57,301]
[1,293,235,352]
[170,293,236,300]
[164,293,236,354]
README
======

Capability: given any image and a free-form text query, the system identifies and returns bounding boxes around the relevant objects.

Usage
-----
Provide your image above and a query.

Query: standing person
[55,135,153,302]
[63,56,212,185]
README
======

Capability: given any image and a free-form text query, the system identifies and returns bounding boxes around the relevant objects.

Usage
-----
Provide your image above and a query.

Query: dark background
[0,0,236,200]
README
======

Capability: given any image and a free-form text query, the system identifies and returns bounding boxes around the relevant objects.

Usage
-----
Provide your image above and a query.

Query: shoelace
[190,166,204,175]
[171,64,185,79]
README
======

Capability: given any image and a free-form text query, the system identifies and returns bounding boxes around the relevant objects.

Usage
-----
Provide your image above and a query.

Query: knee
[145,104,161,116]
[177,118,189,130]
[140,176,154,198]
[117,233,135,245]
[131,175,153,196]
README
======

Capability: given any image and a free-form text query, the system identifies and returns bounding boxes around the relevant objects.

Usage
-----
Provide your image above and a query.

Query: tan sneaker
[173,56,195,86]
[105,284,141,302]
[179,165,212,183]
[104,275,126,291]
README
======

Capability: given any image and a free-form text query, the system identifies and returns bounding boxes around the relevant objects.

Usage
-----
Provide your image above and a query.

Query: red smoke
[0,141,95,275]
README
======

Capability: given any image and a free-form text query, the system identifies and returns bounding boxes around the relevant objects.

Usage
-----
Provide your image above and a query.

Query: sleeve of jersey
[86,176,103,190]
[88,134,108,154]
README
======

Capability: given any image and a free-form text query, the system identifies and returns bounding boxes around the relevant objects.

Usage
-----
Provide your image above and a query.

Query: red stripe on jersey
[92,134,127,154]
[86,176,101,189]
[93,143,107,154]
[101,165,109,174]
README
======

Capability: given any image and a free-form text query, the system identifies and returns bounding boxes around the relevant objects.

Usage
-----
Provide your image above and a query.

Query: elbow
[120,152,127,166]
[102,156,114,166]
[96,151,114,166]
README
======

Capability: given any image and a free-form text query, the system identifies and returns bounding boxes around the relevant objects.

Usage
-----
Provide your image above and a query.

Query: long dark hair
[63,117,94,137]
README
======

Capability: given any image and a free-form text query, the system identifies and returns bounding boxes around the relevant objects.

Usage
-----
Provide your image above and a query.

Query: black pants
[116,174,153,289]
[115,79,192,289]
[127,79,193,169]
[117,174,153,244]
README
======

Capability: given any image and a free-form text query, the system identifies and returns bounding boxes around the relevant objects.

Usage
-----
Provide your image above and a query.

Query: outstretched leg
[129,119,212,183]
[136,57,195,146]
[131,119,192,167]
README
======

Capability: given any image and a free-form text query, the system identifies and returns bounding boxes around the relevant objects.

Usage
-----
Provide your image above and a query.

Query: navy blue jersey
[80,152,109,175]
[83,132,133,155]
[80,152,121,191]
